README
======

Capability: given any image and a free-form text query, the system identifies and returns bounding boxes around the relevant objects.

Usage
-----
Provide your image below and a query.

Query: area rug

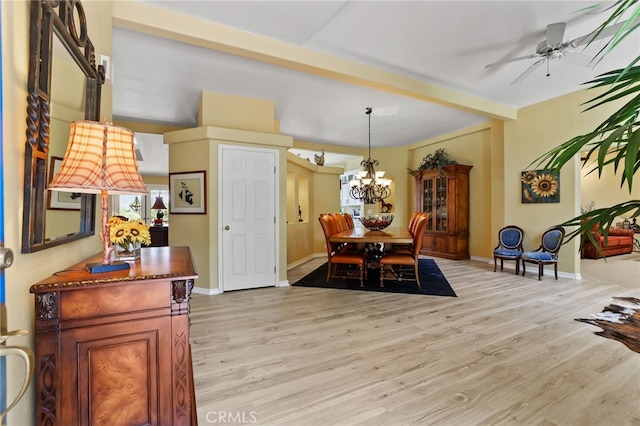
[576,297,640,353]
[293,259,456,297]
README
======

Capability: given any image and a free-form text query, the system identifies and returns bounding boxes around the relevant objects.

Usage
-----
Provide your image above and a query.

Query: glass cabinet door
[423,179,434,231]
[435,176,447,231]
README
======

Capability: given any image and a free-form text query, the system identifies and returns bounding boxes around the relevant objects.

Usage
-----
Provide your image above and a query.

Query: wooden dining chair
[391,212,428,255]
[330,213,359,253]
[330,213,348,233]
[379,214,429,288]
[343,213,355,230]
[318,215,367,286]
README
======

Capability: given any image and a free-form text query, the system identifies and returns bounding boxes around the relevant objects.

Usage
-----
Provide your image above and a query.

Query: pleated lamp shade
[48,121,147,195]
[48,121,147,273]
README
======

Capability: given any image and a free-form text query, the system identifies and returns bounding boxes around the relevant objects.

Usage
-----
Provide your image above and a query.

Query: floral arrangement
[417,148,457,171]
[108,216,151,250]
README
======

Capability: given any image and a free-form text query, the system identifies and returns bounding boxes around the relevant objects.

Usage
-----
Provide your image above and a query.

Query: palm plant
[535,0,640,250]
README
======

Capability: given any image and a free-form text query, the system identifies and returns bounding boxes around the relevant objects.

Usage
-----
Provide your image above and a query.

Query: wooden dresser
[30,246,198,426]
[149,225,169,247]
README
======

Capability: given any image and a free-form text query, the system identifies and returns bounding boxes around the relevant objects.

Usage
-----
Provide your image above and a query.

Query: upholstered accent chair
[379,214,429,288]
[318,214,367,286]
[493,225,525,274]
[521,226,565,280]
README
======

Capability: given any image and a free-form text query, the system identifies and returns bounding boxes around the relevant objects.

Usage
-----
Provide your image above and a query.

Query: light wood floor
[190,254,640,425]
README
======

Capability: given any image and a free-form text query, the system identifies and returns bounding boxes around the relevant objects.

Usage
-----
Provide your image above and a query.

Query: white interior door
[220,146,278,291]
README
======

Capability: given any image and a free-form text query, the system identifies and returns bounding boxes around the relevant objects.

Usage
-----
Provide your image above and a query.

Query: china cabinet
[30,246,197,425]
[415,164,472,259]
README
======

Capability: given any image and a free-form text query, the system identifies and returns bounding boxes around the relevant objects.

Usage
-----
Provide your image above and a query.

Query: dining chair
[330,213,348,233]
[343,213,354,230]
[329,213,359,253]
[379,214,429,288]
[493,225,525,274]
[318,215,367,286]
[521,226,565,280]
[391,212,428,255]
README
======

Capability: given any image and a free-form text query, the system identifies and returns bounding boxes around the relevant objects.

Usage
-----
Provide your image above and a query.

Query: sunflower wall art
[521,169,560,203]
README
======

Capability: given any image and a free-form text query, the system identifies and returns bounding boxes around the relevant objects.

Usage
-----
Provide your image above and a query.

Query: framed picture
[521,169,560,203]
[48,156,82,210]
[169,171,207,214]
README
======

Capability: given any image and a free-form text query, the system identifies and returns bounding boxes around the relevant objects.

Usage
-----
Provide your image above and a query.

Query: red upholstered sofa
[582,225,635,259]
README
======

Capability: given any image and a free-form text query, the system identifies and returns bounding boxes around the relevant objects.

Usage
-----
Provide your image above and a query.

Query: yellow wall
[286,154,343,265]
[287,157,315,265]
[503,88,633,276]
[167,137,213,289]
[199,91,276,133]
[2,1,113,423]
[143,175,169,186]
[312,169,343,253]
[165,126,293,293]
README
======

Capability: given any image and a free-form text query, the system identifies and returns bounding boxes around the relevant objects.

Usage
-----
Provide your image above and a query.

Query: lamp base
[85,261,130,274]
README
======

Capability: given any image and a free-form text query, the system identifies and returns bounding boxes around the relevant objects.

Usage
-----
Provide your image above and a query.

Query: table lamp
[48,121,148,273]
[151,196,167,226]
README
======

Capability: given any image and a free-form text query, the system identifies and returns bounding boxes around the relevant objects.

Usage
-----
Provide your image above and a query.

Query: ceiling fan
[485,19,633,85]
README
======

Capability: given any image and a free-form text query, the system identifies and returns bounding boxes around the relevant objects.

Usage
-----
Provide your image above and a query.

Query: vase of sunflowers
[109,216,151,261]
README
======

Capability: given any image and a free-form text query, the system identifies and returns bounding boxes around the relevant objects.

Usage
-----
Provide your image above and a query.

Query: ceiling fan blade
[485,53,539,69]
[572,17,639,46]
[511,59,546,85]
[546,22,566,45]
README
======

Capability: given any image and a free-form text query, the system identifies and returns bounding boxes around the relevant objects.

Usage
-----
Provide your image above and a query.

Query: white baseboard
[485,258,581,280]
[193,280,291,295]
[192,286,221,296]
[287,253,324,270]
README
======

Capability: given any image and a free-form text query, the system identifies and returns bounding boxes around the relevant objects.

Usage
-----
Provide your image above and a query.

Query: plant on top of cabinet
[418,148,457,171]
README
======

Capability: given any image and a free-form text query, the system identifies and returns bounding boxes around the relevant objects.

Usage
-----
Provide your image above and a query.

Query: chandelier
[129,196,141,211]
[349,107,391,204]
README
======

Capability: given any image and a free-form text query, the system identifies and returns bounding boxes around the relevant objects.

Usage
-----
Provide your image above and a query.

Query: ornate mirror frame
[22,0,105,253]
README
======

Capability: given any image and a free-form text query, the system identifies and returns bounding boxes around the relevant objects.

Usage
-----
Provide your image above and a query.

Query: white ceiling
[112,1,639,175]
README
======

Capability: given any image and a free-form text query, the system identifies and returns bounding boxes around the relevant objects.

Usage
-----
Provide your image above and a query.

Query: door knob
[0,247,14,270]
[224,225,230,231]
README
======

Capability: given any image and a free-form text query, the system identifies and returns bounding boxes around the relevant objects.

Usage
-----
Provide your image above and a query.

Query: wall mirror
[22,0,104,253]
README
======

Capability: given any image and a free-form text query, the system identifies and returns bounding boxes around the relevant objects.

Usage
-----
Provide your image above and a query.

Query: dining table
[329,226,413,245]
[329,226,413,272]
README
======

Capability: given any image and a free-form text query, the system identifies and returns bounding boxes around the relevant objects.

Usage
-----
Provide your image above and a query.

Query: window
[112,185,169,225]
